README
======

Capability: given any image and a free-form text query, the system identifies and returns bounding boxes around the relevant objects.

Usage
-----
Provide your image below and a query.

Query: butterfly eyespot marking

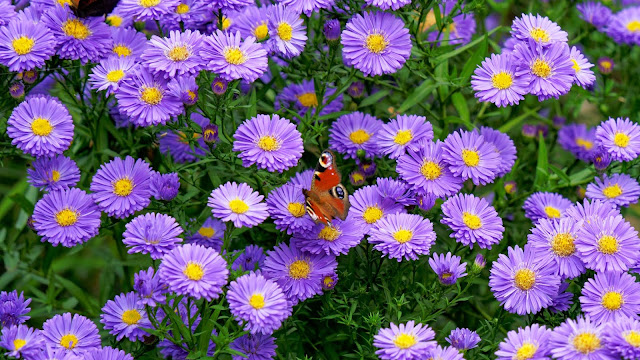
[314,171,321,181]
[330,184,346,199]
[319,151,333,168]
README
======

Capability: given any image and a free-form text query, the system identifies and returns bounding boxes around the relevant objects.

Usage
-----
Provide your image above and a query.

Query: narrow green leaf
[433,27,503,63]
[459,35,488,85]
[55,275,99,316]
[359,89,390,108]
[498,107,540,133]
[397,80,436,113]
[247,88,257,119]
[534,133,549,190]
[548,164,571,184]
[451,92,471,129]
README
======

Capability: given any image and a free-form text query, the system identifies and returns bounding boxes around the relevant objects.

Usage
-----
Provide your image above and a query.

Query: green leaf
[458,34,488,85]
[533,133,549,190]
[358,89,390,108]
[54,275,100,316]
[247,88,257,119]
[498,107,540,133]
[397,80,436,113]
[548,164,571,184]
[432,27,503,64]
[451,92,471,129]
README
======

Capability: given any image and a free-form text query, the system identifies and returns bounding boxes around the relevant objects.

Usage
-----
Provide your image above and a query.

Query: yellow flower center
[514,268,536,291]
[318,225,341,241]
[627,20,640,32]
[421,161,441,180]
[51,170,61,182]
[462,212,482,229]
[393,229,413,243]
[277,22,293,41]
[624,331,640,347]
[323,276,334,288]
[614,132,630,148]
[349,129,371,144]
[254,23,269,40]
[55,208,78,227]
[113,45,132,57]
[362,206,383,224]
[121,309,142,325]
[183,262,204,280]
[392,333,416,349]
[106,15,123,26]
[365,33,388,53]
[257,135,280,151]
[140,87,163,105]
[544,206,561,219]
[504,183,515,193]
[287,202,306,217]
[187,90,196,102]
[551,233,575,257]
[140,0,160,8]
[462,149,480,167]
[198,226,214,238]
[575,138,594,150]
[288,260,311,279]
[106,69,125,83]
[529,27,550,42]
[571,59,581,73]
[224,47,246,65]
[31,117,53,136]
[598,235,618,254]
[221,16,231,30]
[394,130,413,145]
[491,72,513,90]
[249,293,265,309]
[60,334,78,349]
[113,178,133,196]
[175,3,189,13]
[229,199,249,214]
[515,342,537,360]
[167,45,189,61]
[600,60,612,70]
[62,20,91,40]
[573,332,601,354]
[296,92,318,107]
[603,184,623,198]
[12,36,35,55]
[13,339,26,350]
[57,0,72,6]
[532,59,552,78]
[601,291,623,311]
[351,172,365,183]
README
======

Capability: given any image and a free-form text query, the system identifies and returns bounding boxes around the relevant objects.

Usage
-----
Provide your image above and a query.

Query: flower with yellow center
[288,259,311,279]
[175,3,189,14]
[51,170,61,182]
[57,0,72,6]
[323,276,334,288]
[257,135,280,151]
[183,262,204,280]
[551,233,575,257]
[603,184,623,199]
[229,199,249,214]
[198,226,215,238]
[249,293,265,309]
[624,330,640,347]
[572,332,601,354]
[366,33,388,53]
[106,15,123,27]
[12,36,35,55]
[60,334,78,349]
[598,235,618,254]
[531,59,552,78]
[544,206,561,219]
[167,45,190,61]
[601,291,623,311]
[491,72,513,90]
[113,178,134,197]
[575,137,594,150]
[614,132,631,148]
[31,117,53,137]
[224,47,246,65]
[221,17,231,30]
[529,27,550,42]
[394,130,413,145]
[514,268,536,291]
[627,20,640,32]
[55,208,78,227]
[106,69,125,83]
[140,0,161,8]
[254,23,269,40]
[113,44,133,57]
[462,212,482,230]
[349,129,371,144]
[140,87,163,105]
[421,161,441,180]
[287,202,306,217]
[571,59,581,73]
[461,149,480,167]
[515,342,537,360]
[277,22,293,41]
[121,309,142,325]
[13,339,26,351]
[362,206,383,224]
[62,20,91,40]
[393,229,413,243]
[318,226,341,241]
[296,92,318,107]
[392,333,416,349]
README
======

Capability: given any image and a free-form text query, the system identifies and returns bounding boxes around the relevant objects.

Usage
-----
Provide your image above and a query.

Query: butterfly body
[302,150,350,227]
[71,0,120,18]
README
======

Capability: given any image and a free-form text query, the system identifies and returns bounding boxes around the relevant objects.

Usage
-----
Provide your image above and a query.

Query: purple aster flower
[446,328,480,351]
[349,171,366,186]
[207,0,252,12]
[110,26,147,59]
[429,252,467,285]
[230,334,277,360]
[528,218,584,279]
[267,184,316,235]
[211,77,228,95]
[348,81,365,98]
[42,313,101,355]
[364,0,410,10]
[570,46,596,89]
[425,345,464,360]
[549,282,573,313]
[504,181,517,195]
[557,123,597,161]
[549,316,614,359]
[329,112,383,159]
[288,169,313,190]
[598,57,614,74]
[603,316,640,360]
[471,53,531,107]
[0,19,55,72]
[375,177,415,206]
[262,242,337,304]
[161,0,209,31]
[441,193,504,249]
[233,114,303,172]
[133,267,167,307]
[32,188,101,247]
[106,5,134,28]
[578,1,612,29]
[397,140,463,198]
[84,346,133,360]
[267,5,306,58]
[442,129,501,185]
[122,213,183,259]
[427,2,476,47]
[7,95,73,157]
[88,56,137,96]
[580,271,640,325]
[341,11,411,76]
[377,114,433,159]
[586,173,640,208]
[347,185,405,234]
[115,67,184,127]
[203,124,219,144]
[117,0,179,21]
[90,156,152,219]
[234,5,270,42]
[100,291,152,342]
[0,1,16,26]
[292,218,365,256]
[279,0,332,16]
[149,172,180,201]
[513,40,574,100]
[0,324,43,359]
[564,198,620,224]
[186,217,225,251]
[495,324,552,360]
[596,117,640,162]
[227,271,292,335]
[201,30,268,83]
[167,75,199,106]
[479,127,516,177]
[511,13,568,45]
[27,155,80,192]
[231,244,266,271]
[523,192,572,222]
[207,182,269,228]
[591,150,612,171]
[489,245,560,315]
[141,30,204,79]
[274,79,344,119]
[576,214,640,273]
[0,291,31,328]
[158,243,229,301]
[31,345,80,360]
[373,321,436,360]
[158,112,209,163]
[42,6,111,63]
[321,272,338,290]
[607,7,640,46]
[323,18,341,41]
[10,82,25,99]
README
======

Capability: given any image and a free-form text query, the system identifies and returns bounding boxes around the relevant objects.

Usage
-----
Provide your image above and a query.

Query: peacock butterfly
[70,0,120,18]
[302,150,350,227]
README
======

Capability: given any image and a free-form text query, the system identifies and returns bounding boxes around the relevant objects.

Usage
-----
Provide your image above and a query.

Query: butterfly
[302,150,350,227]
[70,0,120,18]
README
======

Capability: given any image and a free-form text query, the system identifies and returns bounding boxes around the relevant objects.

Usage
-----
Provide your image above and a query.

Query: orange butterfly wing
[303,150,350,226]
